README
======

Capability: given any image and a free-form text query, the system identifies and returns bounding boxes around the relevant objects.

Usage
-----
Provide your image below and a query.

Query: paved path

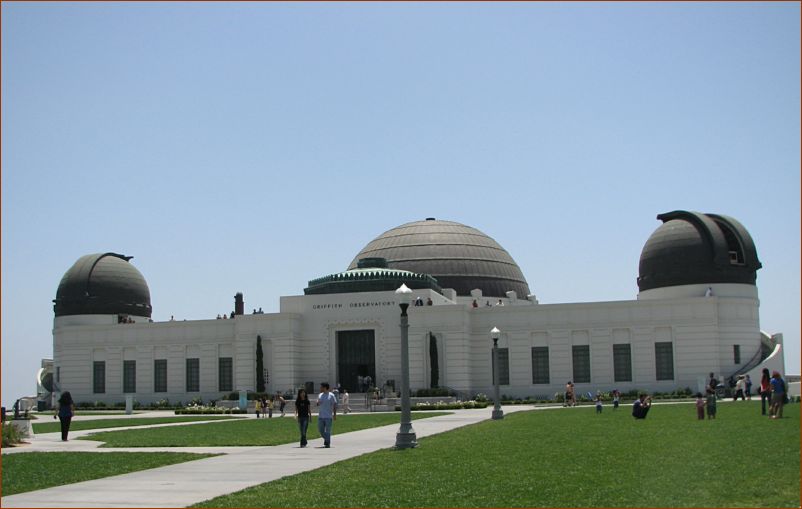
[1,406,533,508]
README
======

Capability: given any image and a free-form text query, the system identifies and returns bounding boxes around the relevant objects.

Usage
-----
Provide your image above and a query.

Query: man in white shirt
[317,382,337,448]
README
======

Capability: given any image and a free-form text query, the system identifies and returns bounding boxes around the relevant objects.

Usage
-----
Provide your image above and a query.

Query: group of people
[254,392,286,418]
[761,368,788,419]
[251,308,265,314]
[215,312,235,320]
[357,375,373,392]
[470,299,505,308]
[413,297,433,306]
[695,389,718,420]
[708,369,789,419]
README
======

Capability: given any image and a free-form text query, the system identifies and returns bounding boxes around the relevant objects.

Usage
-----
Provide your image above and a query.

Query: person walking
[745,374,753,400]
[54,391,75,441]
[759,368,771,416]
[733,375,746,401]
[316,382,337,448]
[342,389,351,414]
[769,371,787,419]
[274,392,286,417]
[294,389,312,448]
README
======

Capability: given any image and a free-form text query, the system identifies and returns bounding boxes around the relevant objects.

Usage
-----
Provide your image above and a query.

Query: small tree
[256,335,265,393]
[429,333,439,388]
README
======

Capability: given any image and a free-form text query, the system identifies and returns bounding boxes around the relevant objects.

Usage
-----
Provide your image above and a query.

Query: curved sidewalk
[1,406,531,508]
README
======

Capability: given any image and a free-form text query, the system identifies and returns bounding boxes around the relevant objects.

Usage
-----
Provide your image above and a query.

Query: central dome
[348,218,531,298]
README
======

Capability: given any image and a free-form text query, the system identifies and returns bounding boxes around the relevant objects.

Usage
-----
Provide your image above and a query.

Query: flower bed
[174,408,246,415]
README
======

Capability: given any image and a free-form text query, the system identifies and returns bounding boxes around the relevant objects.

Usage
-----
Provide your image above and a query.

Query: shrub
[2,423,23,447]
[395,400,490,411]
[415,388,451,397]
[474,393,489,403]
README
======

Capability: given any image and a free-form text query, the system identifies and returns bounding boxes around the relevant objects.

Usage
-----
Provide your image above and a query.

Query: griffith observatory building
[42,211,786,406]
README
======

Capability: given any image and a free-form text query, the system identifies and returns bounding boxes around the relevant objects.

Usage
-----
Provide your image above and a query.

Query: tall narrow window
[491,348,510,385]
[186,358,200,392]
[219,357,233,392]
[572,345,591,383]
[93,361,106,394]
[56,366,61,383]
[154,359,167,393]
[733,345,741,364]
[531,347,550,384]
[123,360,136,393]
[655,342,674,381]
[613,344,632,382]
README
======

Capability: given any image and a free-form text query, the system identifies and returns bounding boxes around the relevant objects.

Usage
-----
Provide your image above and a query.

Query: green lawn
[194,402,800,508]
[82,412,449,447]
[1,452,217,496]
[32,415,241,434]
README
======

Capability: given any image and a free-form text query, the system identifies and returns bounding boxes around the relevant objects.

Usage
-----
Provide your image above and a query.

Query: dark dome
[54,253,152,317]
[348,219,531,298]
[638,211,761,292]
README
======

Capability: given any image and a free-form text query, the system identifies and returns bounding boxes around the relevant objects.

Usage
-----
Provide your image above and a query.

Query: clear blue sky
[2,3,799,406]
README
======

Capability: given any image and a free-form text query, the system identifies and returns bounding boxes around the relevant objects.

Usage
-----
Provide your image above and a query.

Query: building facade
[47,212,786,406]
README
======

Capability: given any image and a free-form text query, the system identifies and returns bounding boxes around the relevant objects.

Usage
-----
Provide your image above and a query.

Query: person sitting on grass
[632,394,652,419]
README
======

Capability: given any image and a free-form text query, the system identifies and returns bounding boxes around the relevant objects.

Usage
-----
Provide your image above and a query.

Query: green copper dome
[305,258,442,295]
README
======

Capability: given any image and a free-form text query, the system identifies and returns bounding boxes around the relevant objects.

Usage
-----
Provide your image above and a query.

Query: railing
[723,332,778,388]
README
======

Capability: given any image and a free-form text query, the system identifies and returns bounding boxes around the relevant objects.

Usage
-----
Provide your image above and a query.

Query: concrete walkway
[1,406,532,508]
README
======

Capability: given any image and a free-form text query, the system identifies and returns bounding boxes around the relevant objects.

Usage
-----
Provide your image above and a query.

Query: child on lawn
[705,388,717,419]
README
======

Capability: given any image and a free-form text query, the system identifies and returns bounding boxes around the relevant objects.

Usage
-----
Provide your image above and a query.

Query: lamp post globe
[395,284,417,448]
[490,327,504,420]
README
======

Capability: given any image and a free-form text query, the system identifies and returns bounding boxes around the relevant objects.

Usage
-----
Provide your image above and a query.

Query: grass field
[32,415,241,434]
[1,452,217,496]
[81,412,449,447]
[194,402,800,508]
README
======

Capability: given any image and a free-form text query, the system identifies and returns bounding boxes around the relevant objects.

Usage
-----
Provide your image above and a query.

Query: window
[572,345,590,383]
[733,345,741,364]
[56,366,60,383]
[531,347,550,384]
[655,342,674,380]
[613,344,632,382]
[186,358,200,392]
[491,348,510,385]
[154,359,167,393]
[93,361,105,394]
[219,357,233,392]
[123,360,136,393]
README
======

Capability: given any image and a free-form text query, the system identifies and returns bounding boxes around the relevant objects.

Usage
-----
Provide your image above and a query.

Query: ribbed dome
[348,219,531,298]
[637,211,761,292]
[54,253,152,317]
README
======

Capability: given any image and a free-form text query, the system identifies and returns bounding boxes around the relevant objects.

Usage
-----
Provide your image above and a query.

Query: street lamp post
[395,284,418,449]
[490,326,504,420]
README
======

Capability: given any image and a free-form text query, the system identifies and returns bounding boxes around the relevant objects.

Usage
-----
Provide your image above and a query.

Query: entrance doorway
[336,330,375,393]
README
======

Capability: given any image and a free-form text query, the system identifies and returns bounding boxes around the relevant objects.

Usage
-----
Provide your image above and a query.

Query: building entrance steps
[1,406,531,508]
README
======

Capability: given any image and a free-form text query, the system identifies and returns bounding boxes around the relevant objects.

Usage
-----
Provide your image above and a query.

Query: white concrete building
[47,212,785,406]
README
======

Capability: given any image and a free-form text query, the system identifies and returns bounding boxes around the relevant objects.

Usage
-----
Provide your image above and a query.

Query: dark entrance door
[337,330,375,393]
